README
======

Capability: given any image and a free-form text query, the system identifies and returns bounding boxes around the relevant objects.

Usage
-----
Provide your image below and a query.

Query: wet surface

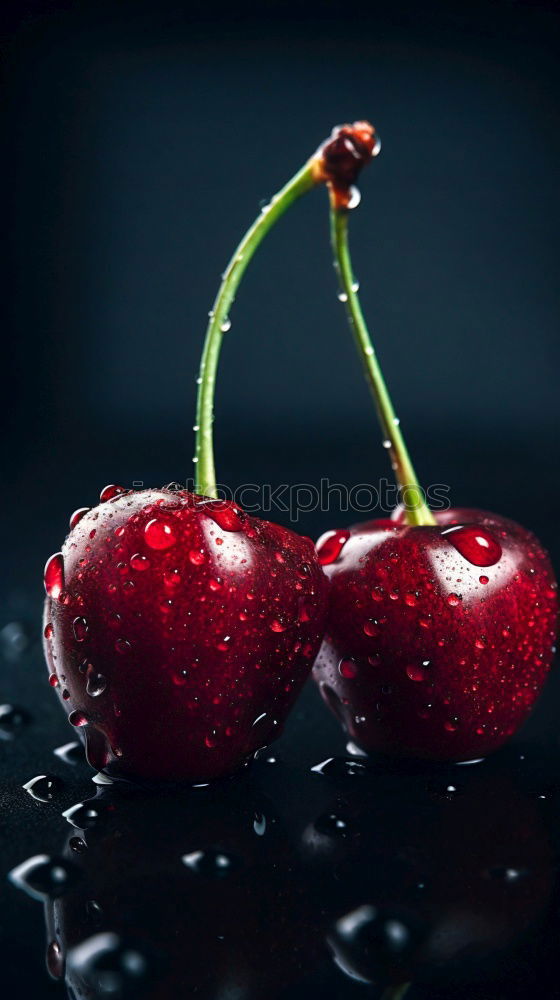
[2,595,560,999]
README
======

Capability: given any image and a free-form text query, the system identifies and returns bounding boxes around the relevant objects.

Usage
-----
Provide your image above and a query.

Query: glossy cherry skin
[313,508,558,761]
[43,488,328,782]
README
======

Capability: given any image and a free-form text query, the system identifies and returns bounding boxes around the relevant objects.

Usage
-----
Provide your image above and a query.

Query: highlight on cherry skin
[313,506,558,761]
[43,485,328,783]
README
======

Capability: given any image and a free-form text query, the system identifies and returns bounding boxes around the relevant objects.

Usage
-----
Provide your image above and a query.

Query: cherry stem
[330,207,436,527]
[194,161,316,497]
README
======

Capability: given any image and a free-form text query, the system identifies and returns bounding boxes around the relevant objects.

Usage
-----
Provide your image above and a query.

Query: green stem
[330,207,435,527]
[194,161,316,497]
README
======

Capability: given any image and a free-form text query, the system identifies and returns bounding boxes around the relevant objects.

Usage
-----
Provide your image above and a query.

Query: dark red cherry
[313,508,557,761]
[43,488,328,782]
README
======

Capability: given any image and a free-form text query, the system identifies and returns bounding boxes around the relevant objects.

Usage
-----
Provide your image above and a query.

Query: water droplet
[86,667,107,697]
[199,499,244,532]
[339,658,358,679]
[351,280,360,292]
[44,553,64,599]
[253,812,267,836]
[66,933,149,994]
[49,673,59,687]
[338,290,348,302]
[404,593,417,607]
[164,568,181,589]
[479,575,489,585]
[115,637,131,654]
[23,774,64,802]
[72,617,89,642]
[445,716,460,732]
[69,711,88,727]
[442,524,502,567]
[44,622,54,639]
[447,593,461,607]
[382,439,391,449]
[8,854,80,900]
[99,484,126,502]
[130,553,150,571]
[406,660,431,682]
[46,939,64,979]
[363,619,378,637]
[270,618,287,633]
[63,801,104,829]
[316,529,350,565]
[347,185,361,209]
[144,519,177,550]
[182,849,239,877]
[189,549,206,566]
[475,637,487,651]
[53,740,84,765]
[311,757,368,778]
[220,317,231,332]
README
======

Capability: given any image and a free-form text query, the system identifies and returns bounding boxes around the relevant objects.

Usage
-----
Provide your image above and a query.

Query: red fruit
[43,487,328,782]
[313,507,557,761]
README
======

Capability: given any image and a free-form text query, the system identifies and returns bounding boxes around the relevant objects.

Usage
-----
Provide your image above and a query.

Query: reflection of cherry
[302,754,555,990]
[314,507,557,760]
[312,125,557,761]
[43,489,327,782]
[42,779,322,999]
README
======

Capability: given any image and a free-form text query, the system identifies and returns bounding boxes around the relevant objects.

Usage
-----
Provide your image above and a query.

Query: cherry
[43,487,327,781]
[311,123,558,760]
[313,507,557,760]
[39,127,375,783]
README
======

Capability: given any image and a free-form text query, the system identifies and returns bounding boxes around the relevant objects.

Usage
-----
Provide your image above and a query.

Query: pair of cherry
[42,123,557,783]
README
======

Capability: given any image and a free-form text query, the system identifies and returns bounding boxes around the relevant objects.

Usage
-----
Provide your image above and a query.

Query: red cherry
[43,488,328,782]
[313,507,558,761]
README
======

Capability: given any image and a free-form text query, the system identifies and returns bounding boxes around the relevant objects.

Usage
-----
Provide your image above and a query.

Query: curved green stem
[194,161,316,496]
[330,208,435,527]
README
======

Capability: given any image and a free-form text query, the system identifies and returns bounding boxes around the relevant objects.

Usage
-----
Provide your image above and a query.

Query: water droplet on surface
[363,619,378,637]
[63,801,104,829]
[311,757,368,778]
[253,812,267,836]
[23,774,63,802]
[53,741,84,765]
[199,499,244,532]
[220,317,231,332]
[382,439,391,449]
[72,617,89,642]
[99,484,126,502]
[406,660,430,682]
[338,290,348,302]
[270,618,287,633]
[144,519,177,550]
[69,507,90,530]
[445,716,460,732]
[86,667,107,697]
[115,637,131,655]
[347,185,361,209]
[46,939,64,979]
[316,529,350,565]
[44,622,54,640]
[44,553,64,599]
[447,593,461,607]
[479,575,489,585]
[69,711,88,728]
[189,549,206,565]
[130,553,150,571]
[182,849,239,877]
[67,932,149,996]
[339,658,358,679]
[442,524,502,567]
[8,854,80,900]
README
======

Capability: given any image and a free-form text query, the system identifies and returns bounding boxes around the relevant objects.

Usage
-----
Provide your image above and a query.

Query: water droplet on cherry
[144,519,177,550]
[316,530,350,565]
[44,553,64,599]
[442,524,502,567]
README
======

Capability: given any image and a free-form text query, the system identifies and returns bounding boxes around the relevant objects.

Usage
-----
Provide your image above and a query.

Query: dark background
[2,1,560,997]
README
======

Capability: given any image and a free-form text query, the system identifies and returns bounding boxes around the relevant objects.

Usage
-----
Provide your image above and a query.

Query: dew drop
[46,939,64,979]
[44,622,54,639]
[23,774,64,803]
[144,519,177,550]
[447,593,461,607]
[339,658,358,679]
[189,549,206,566]
[479,575,489,585]
[68,711,88,727]
[316,529,350,566]
[442,524,502,567]
[130,553,150,571]
[199,499,244,532]
[44,553,65,599]
[69,508,90,530]
[115,637,131,654]
[86,667,107,697]
[363,619,378,637]
[72,617,89,642]
[8,855,79,900]
[406,660,430,682]
[99,484,126,502]
[220,317,231,332]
